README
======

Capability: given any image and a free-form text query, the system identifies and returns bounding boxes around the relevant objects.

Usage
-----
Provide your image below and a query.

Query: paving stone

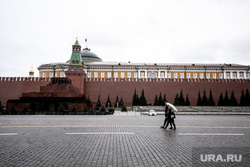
[0,115,250,166]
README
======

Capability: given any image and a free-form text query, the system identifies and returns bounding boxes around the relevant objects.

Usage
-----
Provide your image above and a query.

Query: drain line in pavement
[66,132,134,135]
[178,133,244,136]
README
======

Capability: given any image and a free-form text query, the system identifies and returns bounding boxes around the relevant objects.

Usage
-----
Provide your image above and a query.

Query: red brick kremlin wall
[0,77,50,106]
[0,77,249,107]
[84,78,250,106]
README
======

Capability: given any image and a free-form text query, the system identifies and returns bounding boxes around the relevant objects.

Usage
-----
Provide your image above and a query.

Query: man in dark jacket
[160,105,173,129]
[164,108,176,130]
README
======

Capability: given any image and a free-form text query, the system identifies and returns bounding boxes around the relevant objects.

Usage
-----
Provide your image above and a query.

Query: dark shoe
[173,128,176,130]
[169,127,173,129]
[163,126,167,129]
[160,126,164,128]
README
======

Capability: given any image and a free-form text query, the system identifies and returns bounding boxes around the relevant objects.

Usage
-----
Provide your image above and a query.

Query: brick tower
[65,38,86,95]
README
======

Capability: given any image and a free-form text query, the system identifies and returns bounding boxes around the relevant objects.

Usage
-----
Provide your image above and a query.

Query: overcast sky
[0,0,250,77]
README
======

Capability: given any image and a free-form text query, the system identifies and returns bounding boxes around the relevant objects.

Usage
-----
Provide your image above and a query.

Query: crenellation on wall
[0,77,51,82]
[84,78,250,83]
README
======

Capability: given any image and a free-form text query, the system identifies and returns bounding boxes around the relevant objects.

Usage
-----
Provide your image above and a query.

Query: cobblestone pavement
[0,114,250,167]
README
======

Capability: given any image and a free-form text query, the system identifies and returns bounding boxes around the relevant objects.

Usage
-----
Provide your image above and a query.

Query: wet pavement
[0,114,250,167]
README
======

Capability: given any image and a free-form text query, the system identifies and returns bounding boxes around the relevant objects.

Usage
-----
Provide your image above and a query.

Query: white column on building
[145,70,148,78]
[230,71,233,79]
[158,70,161,78]
[224,71,226,79]
[237,71,240,79]
[165,70,168,78]
[244,71,247,79]
[138,70,141,78]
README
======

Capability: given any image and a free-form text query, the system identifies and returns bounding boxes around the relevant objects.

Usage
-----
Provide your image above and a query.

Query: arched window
[149,73,157,79]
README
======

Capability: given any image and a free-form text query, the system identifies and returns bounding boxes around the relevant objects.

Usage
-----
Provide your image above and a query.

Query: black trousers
[165,118,175,129]
[163,117,172,127]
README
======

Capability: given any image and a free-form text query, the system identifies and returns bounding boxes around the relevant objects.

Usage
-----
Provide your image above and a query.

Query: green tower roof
[69,38,82,65]
[74,38,80,45]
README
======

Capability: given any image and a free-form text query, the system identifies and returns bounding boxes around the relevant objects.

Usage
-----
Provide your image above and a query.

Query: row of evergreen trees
[217,89,250,106]
[153,93,167,106]
[65,88,250,108]
[196,90,215,106]
[132,89,147,106]
[96,95,124,108]
[173,90,190,106]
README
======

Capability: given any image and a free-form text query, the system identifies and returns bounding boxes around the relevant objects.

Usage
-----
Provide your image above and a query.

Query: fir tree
[239,89,245,106]
[83,106,88,113]
[0,100,3,112]
[120,96,124,107]
[185,94,190,106]
[246,89,250,106]
[121,105,127,112]
[100,106,106,113]
[96,95,101,107]
[223,90,230,106]
[10,105,16,113]
[58,104,65,112]
[179,89,185,105]
[71,104,77,112]
[197,91,202,106]
[218,93,224,106]
[229,90,238,106]
[201,90,208,106]
[136,94,140,105]
[159,92,164,106]
[139,89,147,106]
[174,93,180,106]
[22,105,28,112]
[114,95,119,107]
[132,89,140,106]
[105,95,112,107]
[208,89,215,106]
[153,94,159,106]
[163,94,167,103]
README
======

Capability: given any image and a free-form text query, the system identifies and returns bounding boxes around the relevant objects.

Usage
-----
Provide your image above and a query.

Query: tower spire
[85,38,88,48]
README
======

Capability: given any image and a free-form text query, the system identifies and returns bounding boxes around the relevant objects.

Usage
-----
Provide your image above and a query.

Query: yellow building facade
[38,40,250,80]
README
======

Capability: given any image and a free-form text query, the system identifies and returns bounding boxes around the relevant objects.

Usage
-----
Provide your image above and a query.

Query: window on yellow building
[121,72,124,78]
[114,72,118,78]
[239,72,243,78]
[193,73,197,78]
[180,73,184,78]
[200,73,203,79]
[134,72,137,78]
[49,72,53,78]
[160,72,165,78]
[141,72,145,78]
[174,73,178,78]
[187,73,191,78]
[87,72,91,78]
[127,72,131,78]
[213,73,216,79]
[233,72,237,79]
[206,73,210,79]
[219,73,223,79]
[43,72,46,77]
[94,72,98,78]
[101,72,105,78]
[108,72,111,78]
[167,73,171,78]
